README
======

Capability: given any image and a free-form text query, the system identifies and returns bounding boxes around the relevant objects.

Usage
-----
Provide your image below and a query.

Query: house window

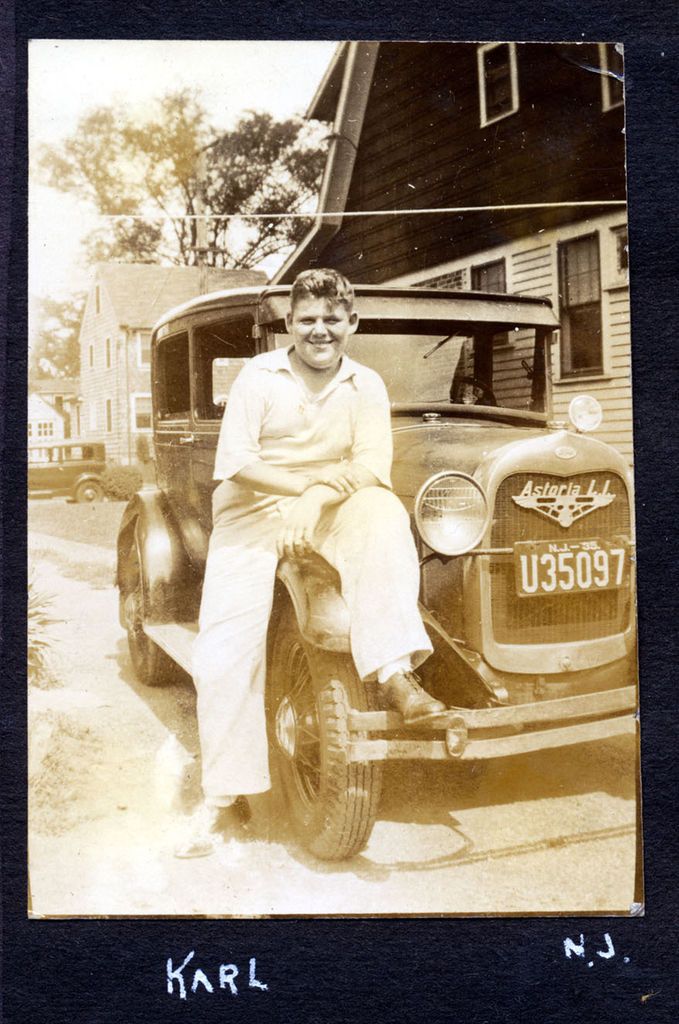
[478,42,519,127]
[28,423,33,438]
[471,259,506,293]
[599,43,624,111]
[106,399,112,433]
[136,331,151,368]
[558,233,603,377]
[132,394,152,431]
[37,421,55,438]
[613,225,628,273]
[95,285,101,315]
[472,259,508,345]
[106,337,111,369]
[89,344,94,369]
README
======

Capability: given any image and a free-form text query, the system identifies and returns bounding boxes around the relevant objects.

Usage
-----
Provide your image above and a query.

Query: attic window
[478,42,519,127]
[95,285,101,315]
[599,43,624,111]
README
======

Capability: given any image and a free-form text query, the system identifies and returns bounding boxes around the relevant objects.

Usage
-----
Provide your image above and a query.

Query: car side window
[193,316,255,420]
[155,332,191,421]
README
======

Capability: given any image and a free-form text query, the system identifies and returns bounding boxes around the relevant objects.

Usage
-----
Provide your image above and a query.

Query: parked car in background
[28,440,107,502]
[116,285,638,861]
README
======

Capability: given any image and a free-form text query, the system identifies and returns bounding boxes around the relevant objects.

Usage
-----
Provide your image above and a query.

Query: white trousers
[192,487,432,800]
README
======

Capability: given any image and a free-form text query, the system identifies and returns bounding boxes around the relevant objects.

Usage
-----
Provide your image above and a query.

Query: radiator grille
[490,472,632,645]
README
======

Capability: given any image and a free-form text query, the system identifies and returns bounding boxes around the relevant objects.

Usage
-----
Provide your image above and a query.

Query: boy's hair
[290,268,354,312]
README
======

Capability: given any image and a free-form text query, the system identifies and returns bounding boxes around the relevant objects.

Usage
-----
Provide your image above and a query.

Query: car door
[152,328,194,524]
[189,306,258,545]
[43,445,67,493]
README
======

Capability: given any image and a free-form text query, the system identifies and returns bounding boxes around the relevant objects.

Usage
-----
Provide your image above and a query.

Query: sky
[28,40,337,301]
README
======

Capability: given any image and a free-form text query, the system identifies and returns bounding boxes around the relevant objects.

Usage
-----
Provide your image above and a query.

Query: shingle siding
[320,42,625,283]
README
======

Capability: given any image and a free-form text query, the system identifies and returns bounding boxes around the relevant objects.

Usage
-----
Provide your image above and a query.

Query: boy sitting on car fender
[181,268,444,856]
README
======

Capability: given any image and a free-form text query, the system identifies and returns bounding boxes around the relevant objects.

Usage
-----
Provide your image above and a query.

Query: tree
[203,111,327,268]
[36,89,327,269]
[29,293,85,380]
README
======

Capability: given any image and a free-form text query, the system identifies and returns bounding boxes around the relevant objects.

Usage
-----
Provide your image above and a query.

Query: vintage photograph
[27,39,639,916]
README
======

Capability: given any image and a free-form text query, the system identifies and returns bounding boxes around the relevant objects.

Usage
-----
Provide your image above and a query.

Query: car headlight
[568,394,603,433]
[414,472,489,556]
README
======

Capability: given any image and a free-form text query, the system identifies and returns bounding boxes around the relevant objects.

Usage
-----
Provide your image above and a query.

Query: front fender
[116,488,199,626]
[275,553,351,653]
[71,471,103,495]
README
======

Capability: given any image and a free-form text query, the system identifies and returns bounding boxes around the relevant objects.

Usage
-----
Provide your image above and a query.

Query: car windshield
[274,324,547,413]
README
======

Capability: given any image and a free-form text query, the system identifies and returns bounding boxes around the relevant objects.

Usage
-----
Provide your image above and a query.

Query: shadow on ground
[113,633,637,882]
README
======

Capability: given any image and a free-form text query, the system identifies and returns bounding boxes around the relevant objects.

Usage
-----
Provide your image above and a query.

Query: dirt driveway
[28,500,640,917]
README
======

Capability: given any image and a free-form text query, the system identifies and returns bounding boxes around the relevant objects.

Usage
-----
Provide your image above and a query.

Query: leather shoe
[381,670,447,725]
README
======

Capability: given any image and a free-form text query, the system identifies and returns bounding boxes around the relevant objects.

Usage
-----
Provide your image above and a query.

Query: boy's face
[286,296,358,374]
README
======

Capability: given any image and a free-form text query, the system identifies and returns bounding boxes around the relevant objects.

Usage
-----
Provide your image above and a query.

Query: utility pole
[194,148,208,293]
[193,136,232,289]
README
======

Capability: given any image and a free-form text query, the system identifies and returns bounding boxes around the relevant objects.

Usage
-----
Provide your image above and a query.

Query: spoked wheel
[123,539,176,687]
[267,600,383,861]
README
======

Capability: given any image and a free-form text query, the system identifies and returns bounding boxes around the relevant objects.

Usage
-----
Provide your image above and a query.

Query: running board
[143,622,198,676]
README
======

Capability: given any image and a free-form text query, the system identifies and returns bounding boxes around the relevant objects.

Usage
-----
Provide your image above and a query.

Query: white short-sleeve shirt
[212,347,392,522]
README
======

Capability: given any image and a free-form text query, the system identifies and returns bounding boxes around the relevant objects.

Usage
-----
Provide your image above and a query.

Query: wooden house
[276,41,632,460]
[28,377,80,441]
[78,263,266,465]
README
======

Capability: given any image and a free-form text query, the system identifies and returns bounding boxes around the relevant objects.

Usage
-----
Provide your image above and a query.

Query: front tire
[123,539,176,687]
[267,600,382,861]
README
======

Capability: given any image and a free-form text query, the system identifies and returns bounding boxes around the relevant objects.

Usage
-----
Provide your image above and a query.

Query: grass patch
[30,546,115,590]
[28,574,62,688]
[28,499,126,550]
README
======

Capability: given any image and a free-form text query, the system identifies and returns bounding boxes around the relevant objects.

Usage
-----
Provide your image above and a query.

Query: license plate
[514,538,629,597]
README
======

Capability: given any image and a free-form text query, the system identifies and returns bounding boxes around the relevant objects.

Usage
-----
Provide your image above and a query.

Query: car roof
[152,283,558,335]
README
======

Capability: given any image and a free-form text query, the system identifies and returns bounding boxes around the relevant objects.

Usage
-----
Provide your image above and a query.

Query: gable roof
[305,41,350,121]
[273,42,380,283]
[28,392,65,419]
[95,263,268,329]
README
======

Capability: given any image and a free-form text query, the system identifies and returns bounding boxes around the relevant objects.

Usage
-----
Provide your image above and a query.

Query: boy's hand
[276,487,335,559]
[308,463,367,496]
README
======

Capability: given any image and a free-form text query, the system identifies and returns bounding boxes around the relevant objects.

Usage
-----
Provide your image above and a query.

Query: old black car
[116,286,637,860]
[28,440,107,502]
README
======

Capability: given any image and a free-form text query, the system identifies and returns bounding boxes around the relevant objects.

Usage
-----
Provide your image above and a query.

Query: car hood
[391,417,546,499]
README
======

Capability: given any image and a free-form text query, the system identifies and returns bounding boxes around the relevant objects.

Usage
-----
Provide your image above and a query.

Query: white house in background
[28,377,81,441]
[28,392,65,442]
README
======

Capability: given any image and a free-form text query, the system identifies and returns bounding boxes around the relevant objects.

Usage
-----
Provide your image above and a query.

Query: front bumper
[346,685,637,762]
